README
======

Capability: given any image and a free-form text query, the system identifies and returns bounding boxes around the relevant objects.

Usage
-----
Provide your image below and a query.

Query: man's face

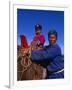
[35,29,41,35]
[48,34,57,45]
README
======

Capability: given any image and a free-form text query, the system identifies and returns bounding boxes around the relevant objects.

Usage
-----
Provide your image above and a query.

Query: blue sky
[17,9,64,54]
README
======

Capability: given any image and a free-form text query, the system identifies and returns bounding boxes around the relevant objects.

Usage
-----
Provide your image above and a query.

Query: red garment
[33,34,45,47]
[20,35,29,48]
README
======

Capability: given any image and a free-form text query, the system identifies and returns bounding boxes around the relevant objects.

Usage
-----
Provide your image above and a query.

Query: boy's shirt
[32,34,45,49]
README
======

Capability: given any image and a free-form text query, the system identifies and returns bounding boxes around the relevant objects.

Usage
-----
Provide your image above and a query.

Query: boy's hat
[35,24,42,30]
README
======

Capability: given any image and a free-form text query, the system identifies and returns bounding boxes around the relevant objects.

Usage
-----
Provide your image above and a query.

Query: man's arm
[31,45,61,62]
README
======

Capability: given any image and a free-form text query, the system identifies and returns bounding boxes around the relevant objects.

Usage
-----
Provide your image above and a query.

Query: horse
[17,35,47,80]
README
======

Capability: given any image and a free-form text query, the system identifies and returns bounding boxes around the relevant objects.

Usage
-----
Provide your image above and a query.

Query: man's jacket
[31,44,64,78]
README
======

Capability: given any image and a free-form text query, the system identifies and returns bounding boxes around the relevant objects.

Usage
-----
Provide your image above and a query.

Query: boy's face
[35,29,41,35]
[48,34,57,45]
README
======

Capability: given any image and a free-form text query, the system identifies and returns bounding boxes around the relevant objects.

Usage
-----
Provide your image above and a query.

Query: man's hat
[35,24,42,30]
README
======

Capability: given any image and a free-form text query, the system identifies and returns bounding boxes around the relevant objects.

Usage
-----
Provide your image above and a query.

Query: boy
[31,24,45,50]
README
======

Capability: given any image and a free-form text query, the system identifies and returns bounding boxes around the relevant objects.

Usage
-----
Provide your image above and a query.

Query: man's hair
[48,30,58,39]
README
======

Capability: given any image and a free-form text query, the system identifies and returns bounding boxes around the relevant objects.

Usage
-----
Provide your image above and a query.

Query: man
[31,30,64,79]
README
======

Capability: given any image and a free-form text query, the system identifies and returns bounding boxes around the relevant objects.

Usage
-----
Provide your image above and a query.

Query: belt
[53,69,64,74]
[48,68,64,75]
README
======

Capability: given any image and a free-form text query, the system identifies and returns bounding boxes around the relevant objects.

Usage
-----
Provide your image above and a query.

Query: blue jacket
[31,44,64,79]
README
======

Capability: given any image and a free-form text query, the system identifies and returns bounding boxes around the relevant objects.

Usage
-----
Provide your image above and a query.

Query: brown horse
[17,47,47,80]
[17,35,47,80]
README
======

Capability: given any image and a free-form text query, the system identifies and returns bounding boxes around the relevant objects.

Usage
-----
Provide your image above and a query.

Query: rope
[17,46,32,80]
